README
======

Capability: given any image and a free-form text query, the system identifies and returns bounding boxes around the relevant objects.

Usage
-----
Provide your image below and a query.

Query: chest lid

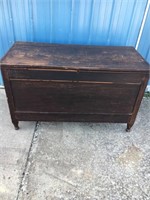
[1,42,149,72]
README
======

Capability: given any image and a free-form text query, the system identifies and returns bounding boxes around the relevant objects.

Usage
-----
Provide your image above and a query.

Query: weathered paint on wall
[0,0,149,86]
[138,4,150,63]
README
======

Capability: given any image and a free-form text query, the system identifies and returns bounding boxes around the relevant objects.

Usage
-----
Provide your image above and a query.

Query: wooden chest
[1,42,149,131]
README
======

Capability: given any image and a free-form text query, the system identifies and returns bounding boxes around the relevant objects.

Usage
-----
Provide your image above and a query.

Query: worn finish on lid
[1,42,149,72]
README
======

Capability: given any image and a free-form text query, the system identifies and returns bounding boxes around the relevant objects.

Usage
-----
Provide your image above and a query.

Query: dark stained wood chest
[1,42,149,131]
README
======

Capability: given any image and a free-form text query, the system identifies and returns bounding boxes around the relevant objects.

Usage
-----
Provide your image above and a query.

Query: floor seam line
[16,121,39,200]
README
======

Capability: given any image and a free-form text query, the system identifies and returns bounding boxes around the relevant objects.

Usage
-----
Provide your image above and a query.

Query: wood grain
[1,42,149,72]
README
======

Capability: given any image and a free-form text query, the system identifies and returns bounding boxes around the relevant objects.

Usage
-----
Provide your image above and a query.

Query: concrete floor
[0,89,150,200]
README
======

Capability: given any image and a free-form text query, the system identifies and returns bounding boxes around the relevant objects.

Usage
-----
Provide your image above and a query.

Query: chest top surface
[1,42,149,72]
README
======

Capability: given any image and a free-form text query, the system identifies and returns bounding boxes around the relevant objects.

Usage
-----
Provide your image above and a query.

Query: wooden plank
[11,80,140,114]
[8,68,144,83]
[1,42,149,72]
[15,112,130,123]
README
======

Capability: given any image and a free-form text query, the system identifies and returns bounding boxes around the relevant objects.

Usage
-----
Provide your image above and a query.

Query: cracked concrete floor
[0,89,150,200]
[0,89,36,200]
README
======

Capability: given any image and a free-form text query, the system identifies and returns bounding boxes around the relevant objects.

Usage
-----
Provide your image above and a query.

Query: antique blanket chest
[1,42,149,131]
